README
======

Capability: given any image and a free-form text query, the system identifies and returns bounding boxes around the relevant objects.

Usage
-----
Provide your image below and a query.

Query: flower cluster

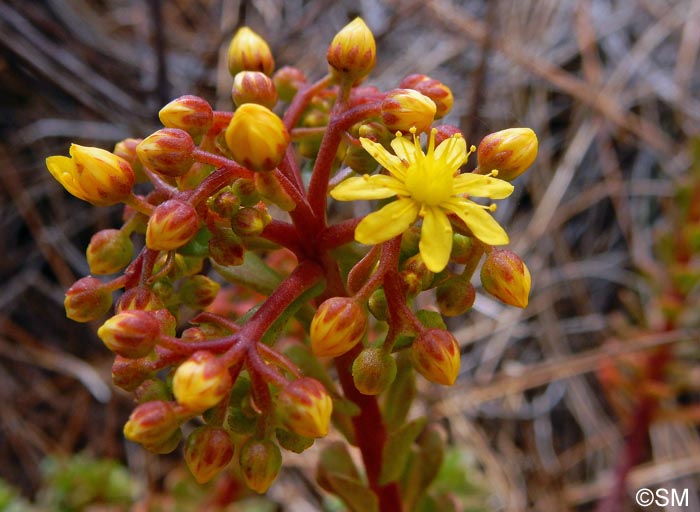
[46,17,536,508]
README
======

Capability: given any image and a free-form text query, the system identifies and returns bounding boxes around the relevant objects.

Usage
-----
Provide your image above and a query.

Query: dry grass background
[1,0,699,510]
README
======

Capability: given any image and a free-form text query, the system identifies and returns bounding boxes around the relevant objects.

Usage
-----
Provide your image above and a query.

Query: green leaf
[317,442,361,491]
[382,353,416,431]
[212,252,283,295]
[324,473,379,512]
[178,226,212,257]
[379,417,427,485]
[415,309,446,330]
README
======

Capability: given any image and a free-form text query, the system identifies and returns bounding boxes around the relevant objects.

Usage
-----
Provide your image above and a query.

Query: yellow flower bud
[97,310,160,358]
[232,71,278,109]
[116,287,165,312]
[178,275,221,309]
[227,27,275,77]
[480,249,531,308]
[136,128,196,178]
[310,297,368,358]
[86,229,133,275]
[225,103,289,171]
[113,138,147,182]
[273,66,307,102]
[381,89,436,134]
[46,144,135,206]
[477,128,538,181]
[145,199,200,251]
[239,439,282,493]
[277,377,333,438]
[327,17,376,83]
[400,253,434,297]
[124,400,182,454]
[184,426,235,484]
[399,74,454,119]
[412,329,461,386]
[172,351,232,412]
[352,348,397,395]
[64,276,113,323]
[159,95,213,137]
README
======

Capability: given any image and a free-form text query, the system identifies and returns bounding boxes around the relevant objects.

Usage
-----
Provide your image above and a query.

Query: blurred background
[1,0,699,510]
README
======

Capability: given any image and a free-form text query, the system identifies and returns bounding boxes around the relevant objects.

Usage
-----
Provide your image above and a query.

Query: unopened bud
[239,439,282,493]
[399,74,454,119]
[450,233,482,265]
[254,172,296,211]
[64,276,112,323]
[381,89,436,134]
[436,277,475,317]
[480,249,531,308]
[207,186,241,218]
[310,297,368,358]
[116,287,165,312]
[412,329,461,386]
[477,128,538,181]
[145,199,200,251]
[184,426,234,484]
[433,124,463,146]
[277,377,333,438]
[179,275,221,309]
[172,351,232,412]
[208,228,245,266]
[343,142,378,174]
[232,71,278,109]
[400,253,434,296]
[159,95,213,137]
[231,178,261,206]
[273,66,307,102]
[225,104,289,171]
[114,138,146,182]
[136,128,195,178]
[231,204,272,236]
[46,145,135,206]
[134,379,170,403]
[352,347,397,395]
[368,288,388,321]
[86,229,133,275]
[327,17,376,83]
[97,310,160,358]
[112,356,152,391]
[123,400,182,453]
[228,27,275,77]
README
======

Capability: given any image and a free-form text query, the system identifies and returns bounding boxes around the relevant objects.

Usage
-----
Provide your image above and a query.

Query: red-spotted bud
[227,27,275,77]
[277,377,333,438]
[86,229,133,275]
[254,172,296,211]
[179,275,221,309]
[97,310,160,358]
[112,356,152,391]
[436,277,476,317]
[381,89,436,134]
[159,95,213,137]
[225,104,289,171]
[400,253,434,296]
[273,66,307,102]
[310,297,368,358]
[113,138,146,182]
[123,400,182,453]
[239,439,282,493]
[208,228,245,266]
[134,379,170,404]
[136,128,195,178]
[184,426,235,484]
[116,287,165,312]
[480,249,531,308]
[46,145,135,206]
[434,124,463,146]
[477,128,538,181]
[172,351,232,412]
[232,71,278,109]
[327,17,376,83]
[231,204,272,237]
[145,199,199,251]
[412,329,461,386]
[207,186,241,218]
[399,74,454,119]
[64,276,112,323]
[352,347,397,395]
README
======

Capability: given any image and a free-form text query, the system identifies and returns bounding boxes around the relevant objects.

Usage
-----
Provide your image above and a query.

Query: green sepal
[379,417,426,485]
[177,226,212,257]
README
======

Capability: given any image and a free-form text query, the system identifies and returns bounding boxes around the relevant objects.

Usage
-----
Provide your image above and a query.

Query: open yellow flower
[330,128,514,272]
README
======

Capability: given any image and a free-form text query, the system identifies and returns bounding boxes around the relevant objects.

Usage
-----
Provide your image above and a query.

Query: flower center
[404,161,454,206]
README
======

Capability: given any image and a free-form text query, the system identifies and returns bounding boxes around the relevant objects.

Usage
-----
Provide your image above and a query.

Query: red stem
[318,217,364,250]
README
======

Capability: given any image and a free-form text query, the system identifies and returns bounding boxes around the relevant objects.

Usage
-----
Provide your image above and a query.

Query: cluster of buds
[45,15,536,505]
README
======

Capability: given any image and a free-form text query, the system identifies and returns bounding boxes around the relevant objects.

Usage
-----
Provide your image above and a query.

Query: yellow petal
[389,135,418,171]
[419,206,453,272]
[359,137,406,180]
[355,198,419,245]
[453,173,514,199]
[443,198,509,245]
[434,135,467,171]
[330,174,406,201]
[45,155,89,201]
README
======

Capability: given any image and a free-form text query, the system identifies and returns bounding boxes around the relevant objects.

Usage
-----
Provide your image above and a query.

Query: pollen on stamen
[489,204,498,212]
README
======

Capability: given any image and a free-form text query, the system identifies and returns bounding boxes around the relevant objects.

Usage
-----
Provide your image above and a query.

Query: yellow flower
[330,128,514,272]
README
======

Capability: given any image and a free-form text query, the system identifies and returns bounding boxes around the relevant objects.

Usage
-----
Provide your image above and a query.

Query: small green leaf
[415,309,446,330]
[317,442,361,492]
[178,226,212,257]
[382,353,416,431]
[324,473,379,512]
[212,252,283,295]
[379,417,427,485]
